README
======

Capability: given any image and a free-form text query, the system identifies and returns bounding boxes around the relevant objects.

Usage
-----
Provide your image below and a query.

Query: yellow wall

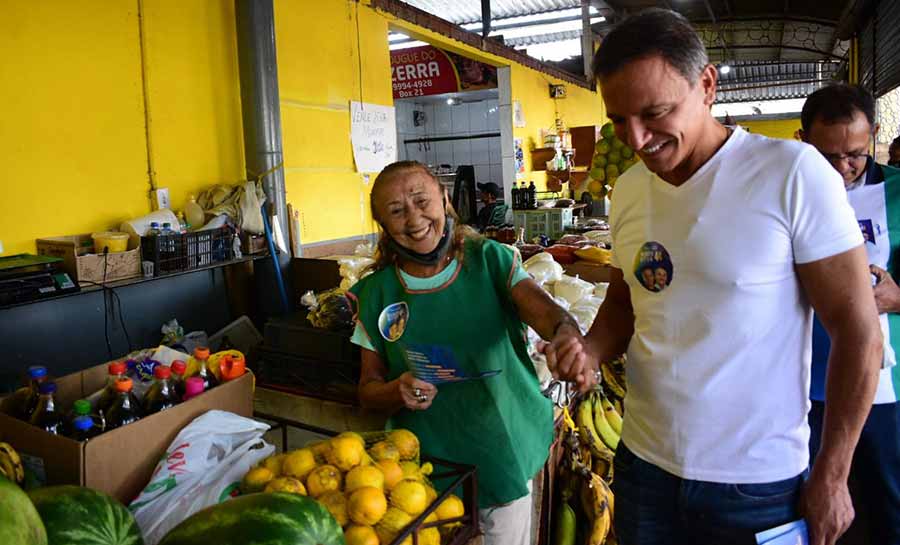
[0,0,244,255]
[1,0,604,253]
[740,118,801,140]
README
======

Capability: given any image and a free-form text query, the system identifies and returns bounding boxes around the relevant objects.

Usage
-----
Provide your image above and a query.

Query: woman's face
[374,169,446,255]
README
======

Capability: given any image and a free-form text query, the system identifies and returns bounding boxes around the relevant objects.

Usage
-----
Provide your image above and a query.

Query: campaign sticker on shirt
[859,219,876,245]
[378,302,409,342]
[633,241,674,293]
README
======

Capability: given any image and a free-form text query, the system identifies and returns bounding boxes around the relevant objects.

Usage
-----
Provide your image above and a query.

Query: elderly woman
[349,161,591,545]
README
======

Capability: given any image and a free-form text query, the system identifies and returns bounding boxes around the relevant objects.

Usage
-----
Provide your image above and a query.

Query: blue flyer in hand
[404,343,501,384]
[755,519,808,545]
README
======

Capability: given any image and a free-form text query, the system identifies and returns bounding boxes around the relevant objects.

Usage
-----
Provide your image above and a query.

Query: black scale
[0,254,79,306]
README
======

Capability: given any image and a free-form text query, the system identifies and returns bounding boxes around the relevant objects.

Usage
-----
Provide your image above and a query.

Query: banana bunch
[584,471,614,545]
[575,390,623,468]
[0,442,24,485]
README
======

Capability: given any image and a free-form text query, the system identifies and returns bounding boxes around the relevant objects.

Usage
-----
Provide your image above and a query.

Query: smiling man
[571,9,883,545]
[801,83,900,545]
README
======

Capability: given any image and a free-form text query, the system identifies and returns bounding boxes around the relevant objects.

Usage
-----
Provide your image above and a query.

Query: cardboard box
[36,234,141,285]
[0,364,253,504]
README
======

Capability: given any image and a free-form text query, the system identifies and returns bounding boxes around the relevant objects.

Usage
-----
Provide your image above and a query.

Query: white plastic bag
[130,411,274,545]
[525,259,564,286]
[554,275,594,307]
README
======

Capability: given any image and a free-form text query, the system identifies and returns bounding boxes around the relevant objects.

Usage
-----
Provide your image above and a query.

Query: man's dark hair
[801,84,876,132]
[591,8,708,83]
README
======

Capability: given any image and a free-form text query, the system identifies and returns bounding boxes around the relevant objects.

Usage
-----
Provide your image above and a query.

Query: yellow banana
[600,393,623,436]
[600,362,626,398]
[0,442,24,484]
[592,393,621,451]
[587,472,612,545]
[576,396,614,463]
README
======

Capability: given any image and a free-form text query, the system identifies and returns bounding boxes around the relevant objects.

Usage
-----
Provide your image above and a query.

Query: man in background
[475,182,508,231]
[801,83,900,545]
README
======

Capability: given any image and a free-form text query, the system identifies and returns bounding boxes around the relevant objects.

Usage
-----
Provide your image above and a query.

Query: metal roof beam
[481,0,492,37]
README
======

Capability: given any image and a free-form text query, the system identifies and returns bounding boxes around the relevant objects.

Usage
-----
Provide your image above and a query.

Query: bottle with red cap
[29,382,64,435]
[96,361,128,417]
[143,365,179,414]
[170,360,187,399]
[182,377,205,402]
[190,347,218,390]
[105,378,143,430]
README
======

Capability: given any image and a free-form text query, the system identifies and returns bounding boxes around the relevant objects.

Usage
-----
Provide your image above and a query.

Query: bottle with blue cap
[1,365,50,421]
[29,381,64,435]
[68,415,100,441]
[64,399,105,437]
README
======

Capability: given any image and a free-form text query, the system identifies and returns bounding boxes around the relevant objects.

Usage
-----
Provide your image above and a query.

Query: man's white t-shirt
[609,127,863,483]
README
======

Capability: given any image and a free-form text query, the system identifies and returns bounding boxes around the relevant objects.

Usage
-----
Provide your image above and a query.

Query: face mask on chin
[386,215,455,266]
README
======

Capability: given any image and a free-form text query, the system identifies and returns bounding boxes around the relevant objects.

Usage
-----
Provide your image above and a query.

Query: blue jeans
[809,400,900,545]
[611,443,805,545]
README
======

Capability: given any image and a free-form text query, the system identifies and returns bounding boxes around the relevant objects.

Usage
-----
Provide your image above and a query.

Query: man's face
[600,55,717,178]
[480,191,495,204]
[890,145,900,164]
[641,268,655,288]
[803,110,872,186]
[655,267,668,287]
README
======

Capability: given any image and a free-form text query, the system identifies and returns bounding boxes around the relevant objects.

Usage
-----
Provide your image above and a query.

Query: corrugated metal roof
[399,0,581,25]
[715,61,843,104]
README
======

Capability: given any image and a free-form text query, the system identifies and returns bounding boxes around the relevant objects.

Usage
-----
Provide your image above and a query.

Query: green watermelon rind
[0,475,48,545]
[28,485,144,545]
[159,492,345,545]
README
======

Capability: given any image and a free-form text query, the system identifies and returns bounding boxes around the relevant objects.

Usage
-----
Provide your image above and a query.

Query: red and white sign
[390,45,498,99]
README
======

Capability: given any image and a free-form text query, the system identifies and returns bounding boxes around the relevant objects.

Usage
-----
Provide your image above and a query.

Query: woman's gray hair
[592,8,709,85]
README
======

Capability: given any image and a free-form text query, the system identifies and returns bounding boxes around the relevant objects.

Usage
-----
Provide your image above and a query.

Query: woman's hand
[541,322,597,393]
[398,372,438,411]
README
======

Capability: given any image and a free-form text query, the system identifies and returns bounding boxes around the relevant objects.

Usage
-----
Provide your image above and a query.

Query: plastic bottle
[29,382,64,435]
[143,365,179,415]
[184,194,205,231]
[170,360,187,399]
[511,183,521,210]
[96,361,128,417]
[527,181,537,209]
[3,365,49,421]
[191,347,218,390]
[146,222,160,237]
[182,377,205,402]
[105,378,142,431]
[161,222,175,263]
[68,416,99,442]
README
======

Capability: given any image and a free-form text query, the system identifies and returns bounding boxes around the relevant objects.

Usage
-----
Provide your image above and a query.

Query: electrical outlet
[0,240,4,254]
[151,188,171,210]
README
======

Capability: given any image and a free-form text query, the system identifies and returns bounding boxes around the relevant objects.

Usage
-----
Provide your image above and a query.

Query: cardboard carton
[0,363,253,503]
[36,234,141,285]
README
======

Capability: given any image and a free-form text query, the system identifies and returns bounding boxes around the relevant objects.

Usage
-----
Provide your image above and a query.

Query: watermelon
[158,492,345,545]
[28,486,143,545]
[0,474,47,545]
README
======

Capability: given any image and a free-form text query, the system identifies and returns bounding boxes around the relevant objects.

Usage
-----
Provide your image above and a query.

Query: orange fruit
[318,491,348,526]
[377,459,404,490]
[344,525,379,545]
[348,486,388,526]
[306,464,342,497]
[264,476,307,495]
[242,467,275,493]
[369,441,400,462]
[387,429,419,461]
[282,448,317,480]
[346,465,385,493]
[389,479,428,516]
[326,437,365,471]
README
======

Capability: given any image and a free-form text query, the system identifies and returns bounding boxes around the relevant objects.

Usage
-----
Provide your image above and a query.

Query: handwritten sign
[350,101,397,173]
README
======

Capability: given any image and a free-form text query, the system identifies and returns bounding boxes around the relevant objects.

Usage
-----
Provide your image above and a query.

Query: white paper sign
[350,101,397,173]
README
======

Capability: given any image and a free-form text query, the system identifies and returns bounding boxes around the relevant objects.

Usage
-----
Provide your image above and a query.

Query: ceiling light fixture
[719,64,732,75]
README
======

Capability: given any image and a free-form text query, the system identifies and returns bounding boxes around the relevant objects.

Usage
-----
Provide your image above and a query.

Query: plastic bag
[525,259,564,286]
[524,251,555,268]
[554,275,594,307]
[161,319,184,347]
[239,181,266,234]
[355,242,375,257]
[130,411,274,545]
[303,288,354,330]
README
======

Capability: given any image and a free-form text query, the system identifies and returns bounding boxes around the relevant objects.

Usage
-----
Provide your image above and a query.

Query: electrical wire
[86,250,134,359]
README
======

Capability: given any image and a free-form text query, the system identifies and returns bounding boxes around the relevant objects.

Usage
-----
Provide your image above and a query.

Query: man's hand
[540,323,597,393]
[871,265,900,314]
[800,469,854,545]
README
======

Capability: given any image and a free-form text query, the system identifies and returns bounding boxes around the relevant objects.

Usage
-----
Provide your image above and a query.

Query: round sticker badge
[378,302,409,342]
[633,242,674,293]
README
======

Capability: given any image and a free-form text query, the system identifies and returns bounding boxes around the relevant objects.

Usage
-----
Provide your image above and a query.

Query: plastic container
[29,382,64,435]
[219,354,246,382]
[183,377,205,402]
[105,378,142,431]
[184,194,205,231]
[91,231,130,254]
[2,365,49,421]
[68,415,100,441]
[191,347,218,391]
[96,362,128,417]
[143,365,179,415]
[170,360,187,399]
[120,209,181,248]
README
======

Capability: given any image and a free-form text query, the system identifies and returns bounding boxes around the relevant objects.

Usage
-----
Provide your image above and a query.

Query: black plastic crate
[264,312,359,363]
[248,345,361,404]
[140,227,235,276]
